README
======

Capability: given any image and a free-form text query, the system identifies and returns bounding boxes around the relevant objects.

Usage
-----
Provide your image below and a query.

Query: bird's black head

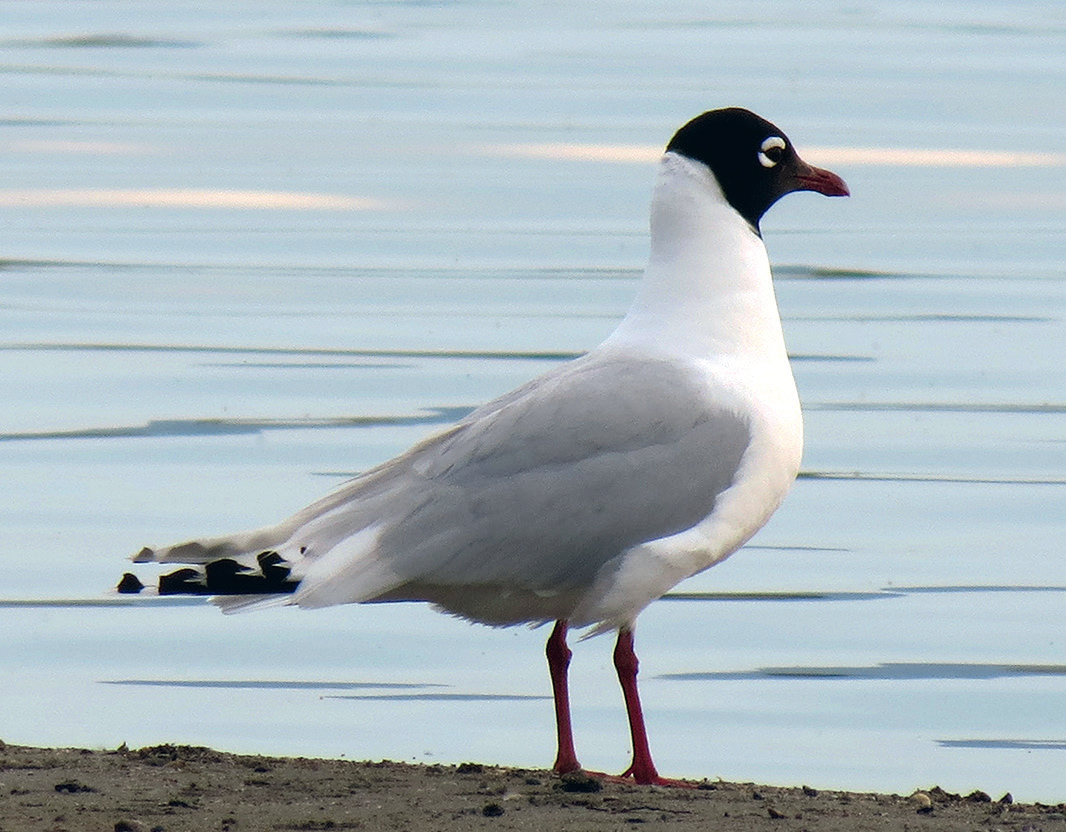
[666,107,849,232]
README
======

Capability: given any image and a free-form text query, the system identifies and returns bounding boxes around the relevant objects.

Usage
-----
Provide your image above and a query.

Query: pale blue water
[1,0,1065,802]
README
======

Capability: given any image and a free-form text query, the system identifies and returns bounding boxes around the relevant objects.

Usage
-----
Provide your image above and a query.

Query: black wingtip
[122,551,302,599]
[159,567,211,595]
[116,572,145,594]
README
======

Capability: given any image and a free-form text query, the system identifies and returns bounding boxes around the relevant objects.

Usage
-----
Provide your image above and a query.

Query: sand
[1,741,1060,832]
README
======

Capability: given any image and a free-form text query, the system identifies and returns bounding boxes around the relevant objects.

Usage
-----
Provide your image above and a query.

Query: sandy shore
[1,741,1059,832]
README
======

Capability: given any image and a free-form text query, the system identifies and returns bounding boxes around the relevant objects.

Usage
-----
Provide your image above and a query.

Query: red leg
[612,627,662,784]
[546,619,581,774]
[614,627,696,787]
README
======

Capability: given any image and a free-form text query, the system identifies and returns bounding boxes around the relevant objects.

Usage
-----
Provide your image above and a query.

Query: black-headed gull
[120,107,848,785]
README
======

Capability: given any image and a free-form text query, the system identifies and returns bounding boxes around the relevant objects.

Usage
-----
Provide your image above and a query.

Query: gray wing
[337,352,751,594]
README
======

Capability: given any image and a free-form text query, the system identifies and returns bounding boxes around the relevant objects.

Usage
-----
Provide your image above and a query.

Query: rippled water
[1,0,1064,803]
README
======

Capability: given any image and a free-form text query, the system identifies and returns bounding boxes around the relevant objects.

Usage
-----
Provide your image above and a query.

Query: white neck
[606,152,789,366]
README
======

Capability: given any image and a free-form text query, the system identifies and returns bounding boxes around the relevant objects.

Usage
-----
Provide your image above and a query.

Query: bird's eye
[758,136,787,168]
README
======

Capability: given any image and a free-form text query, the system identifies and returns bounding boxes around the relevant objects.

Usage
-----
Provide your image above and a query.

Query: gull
[120,107,849,785]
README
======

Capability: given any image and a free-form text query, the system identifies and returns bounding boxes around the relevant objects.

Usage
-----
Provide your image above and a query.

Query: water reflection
[0,597,204,608]
[104,679,444,691]
[329,693,550,702]
[939,740,1066,751]
[662,663,1066,682]
[799,471,1066,485]
[0,342,582,361]
[8,34,200,49]
[660,591,893,602]
[0,411,472,442]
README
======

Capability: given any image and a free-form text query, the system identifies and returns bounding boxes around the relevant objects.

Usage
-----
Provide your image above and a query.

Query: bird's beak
[792,159,850,197]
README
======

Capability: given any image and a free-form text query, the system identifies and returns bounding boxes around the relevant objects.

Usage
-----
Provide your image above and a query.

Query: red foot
[621,770,700,788]
[552,758,582,776]
[563,767,699,788]
[617,761,697,787]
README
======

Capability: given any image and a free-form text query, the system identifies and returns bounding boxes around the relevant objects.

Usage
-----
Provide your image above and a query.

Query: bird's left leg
[613,626,694,787]
[612,626,661,783]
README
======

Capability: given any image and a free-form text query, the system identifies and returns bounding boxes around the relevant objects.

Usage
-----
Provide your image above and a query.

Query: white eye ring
[758,136,787,168]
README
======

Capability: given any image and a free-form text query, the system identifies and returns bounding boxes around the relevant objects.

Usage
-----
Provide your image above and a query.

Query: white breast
[571,152,804,633]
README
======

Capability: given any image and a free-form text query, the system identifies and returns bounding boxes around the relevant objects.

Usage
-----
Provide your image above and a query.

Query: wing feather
[294,352,751,606]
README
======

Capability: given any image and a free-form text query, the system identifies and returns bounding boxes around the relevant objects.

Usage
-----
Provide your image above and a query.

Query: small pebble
[55,780,96,794]
[559,770,603,793]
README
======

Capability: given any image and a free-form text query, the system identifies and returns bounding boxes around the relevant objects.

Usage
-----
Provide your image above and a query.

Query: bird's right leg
[546,619,581,774]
